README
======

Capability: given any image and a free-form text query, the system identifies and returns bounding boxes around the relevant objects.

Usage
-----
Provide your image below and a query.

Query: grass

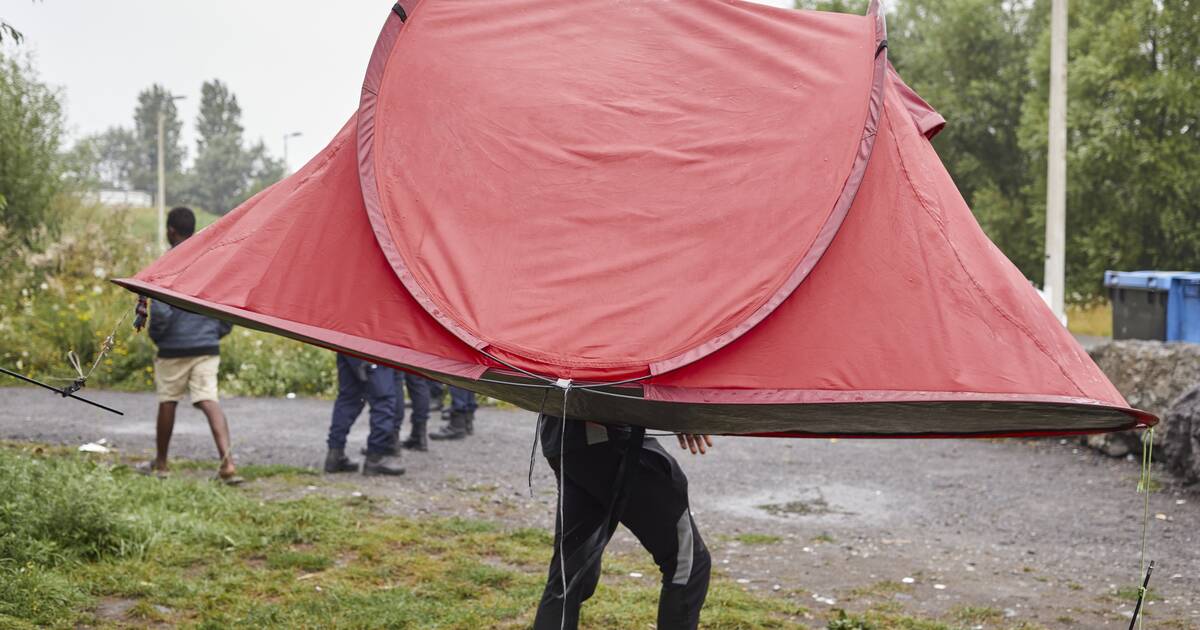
[1112,585,1160,603]
[847,580,912,600]
[0,443,810,629]
[951,605,1004,624]
[1066,301,1112,337]
[733,533,783,545]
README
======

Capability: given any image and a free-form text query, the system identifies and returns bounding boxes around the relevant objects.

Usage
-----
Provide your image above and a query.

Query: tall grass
[0,445,809,629]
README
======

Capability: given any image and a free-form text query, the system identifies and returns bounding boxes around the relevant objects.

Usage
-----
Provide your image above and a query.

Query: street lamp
[157,93,186,254]
[282,131,303,175]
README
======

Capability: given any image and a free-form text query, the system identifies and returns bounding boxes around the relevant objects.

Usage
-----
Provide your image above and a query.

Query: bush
[1,200,338,398]
[0,52,67,249]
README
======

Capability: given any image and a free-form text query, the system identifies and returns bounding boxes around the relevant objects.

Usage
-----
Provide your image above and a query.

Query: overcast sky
[5,0,795,171]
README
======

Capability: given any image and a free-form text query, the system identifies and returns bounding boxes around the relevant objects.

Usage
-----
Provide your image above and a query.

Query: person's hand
[676,434,713,455]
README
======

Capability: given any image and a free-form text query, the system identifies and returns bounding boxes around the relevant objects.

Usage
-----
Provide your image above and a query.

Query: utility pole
[156,93,186,254]
[283,131,303,175]
[1044,0,1068,321]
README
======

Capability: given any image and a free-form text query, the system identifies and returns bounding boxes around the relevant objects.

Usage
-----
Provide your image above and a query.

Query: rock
[1087,340,1200,461]
[1163,386,1200,484]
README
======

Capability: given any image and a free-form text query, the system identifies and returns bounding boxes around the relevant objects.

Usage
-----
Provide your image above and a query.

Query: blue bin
[1104,271,1200,343]
[1168,275,1200,343]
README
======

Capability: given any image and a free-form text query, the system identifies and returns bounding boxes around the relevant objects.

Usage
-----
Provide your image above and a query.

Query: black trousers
[534,439,711,630]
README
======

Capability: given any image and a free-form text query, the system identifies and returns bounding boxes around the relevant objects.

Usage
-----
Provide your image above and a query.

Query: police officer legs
[400,372,432,451]
[324,355,405,475]
[430,385,476,440]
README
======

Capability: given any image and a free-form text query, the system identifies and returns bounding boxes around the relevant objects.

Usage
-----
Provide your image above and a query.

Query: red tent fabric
[117,0,1154,437]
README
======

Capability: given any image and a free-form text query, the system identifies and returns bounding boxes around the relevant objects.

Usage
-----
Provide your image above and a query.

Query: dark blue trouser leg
[327,355,368,450]
[364,364,398,455]
[404,373,431,424]
[450,386,476,413]
[429,380,444,404]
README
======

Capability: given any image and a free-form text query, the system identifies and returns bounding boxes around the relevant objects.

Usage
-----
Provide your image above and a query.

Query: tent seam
[884,96,1090,398]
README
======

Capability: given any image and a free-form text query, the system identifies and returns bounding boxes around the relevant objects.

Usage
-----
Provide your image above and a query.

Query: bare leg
[195,400,235,477]
[155,401,178,471]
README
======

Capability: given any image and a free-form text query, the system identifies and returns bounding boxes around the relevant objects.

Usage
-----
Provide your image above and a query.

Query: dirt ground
[1,386,1196,628]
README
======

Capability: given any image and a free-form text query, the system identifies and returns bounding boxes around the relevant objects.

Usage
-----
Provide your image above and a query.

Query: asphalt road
[1,386,1196,628]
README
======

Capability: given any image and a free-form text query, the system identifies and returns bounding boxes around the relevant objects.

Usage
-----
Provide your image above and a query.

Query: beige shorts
[154,355,220,404]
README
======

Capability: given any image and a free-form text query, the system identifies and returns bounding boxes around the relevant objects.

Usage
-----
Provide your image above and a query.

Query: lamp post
[283,131,303,175]
[1043,0,1068,321]
[157,93,186,254]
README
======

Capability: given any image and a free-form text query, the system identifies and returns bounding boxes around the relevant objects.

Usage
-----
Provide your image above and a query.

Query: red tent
[117,0,1155,437]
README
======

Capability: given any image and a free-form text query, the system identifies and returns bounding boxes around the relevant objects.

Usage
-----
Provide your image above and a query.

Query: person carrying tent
[138,206,241,484]
[534,417,713,629]
[325,354,406,476]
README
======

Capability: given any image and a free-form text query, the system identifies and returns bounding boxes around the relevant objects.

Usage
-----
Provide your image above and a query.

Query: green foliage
[0,52,66,248]
[1022,0,1200,298]
[67,126,140,190]
[160,79,287,215]
[189,79,251,214]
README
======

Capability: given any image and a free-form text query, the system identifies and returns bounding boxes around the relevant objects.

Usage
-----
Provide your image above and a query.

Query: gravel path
[1,386,1196,628]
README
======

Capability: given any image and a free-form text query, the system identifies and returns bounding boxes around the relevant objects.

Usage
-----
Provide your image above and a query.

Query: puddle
[758,496,841,517]
[716,483,899,524]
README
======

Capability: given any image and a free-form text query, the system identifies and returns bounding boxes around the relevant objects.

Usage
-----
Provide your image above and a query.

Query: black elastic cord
[560,426,645,608]
[392,3,407,21]
[876,39,888,57]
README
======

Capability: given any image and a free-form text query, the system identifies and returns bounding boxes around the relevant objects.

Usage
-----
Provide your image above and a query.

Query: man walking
[534,418,712,629]
[142,207,240,484]
[325,354,405,476]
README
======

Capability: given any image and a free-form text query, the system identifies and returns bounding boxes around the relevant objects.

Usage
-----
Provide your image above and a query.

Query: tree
[188,79,286,214]
[196,79,243,143]
[1021,0,1200,298]
[189,79,251,214]
[0,52,65,246]
[67,126,139,190]
[241,140,286,204]
[131,84,186,194]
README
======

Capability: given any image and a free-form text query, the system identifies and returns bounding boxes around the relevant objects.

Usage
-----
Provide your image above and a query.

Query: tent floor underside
[433,372,1138,438]
[120,282,1139,439]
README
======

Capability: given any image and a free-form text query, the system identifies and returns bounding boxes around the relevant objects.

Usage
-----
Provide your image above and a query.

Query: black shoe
[429,412,467,441]
[362,454,405,476]
[401,421,428,451]
[324,448,359,474]
[465,411,475,436]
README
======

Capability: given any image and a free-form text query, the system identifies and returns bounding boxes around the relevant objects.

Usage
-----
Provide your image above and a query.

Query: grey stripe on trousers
[672,509,694,585]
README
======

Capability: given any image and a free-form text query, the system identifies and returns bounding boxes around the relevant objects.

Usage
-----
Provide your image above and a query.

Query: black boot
[429,411,467,441]
[465,411,475,436]
[361,440,399,457]
[362,453,406,476]
[402,420,428,451]
[324,448,358,474]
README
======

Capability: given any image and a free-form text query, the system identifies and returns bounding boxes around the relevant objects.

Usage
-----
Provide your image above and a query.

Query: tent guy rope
[0,305,133,416]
